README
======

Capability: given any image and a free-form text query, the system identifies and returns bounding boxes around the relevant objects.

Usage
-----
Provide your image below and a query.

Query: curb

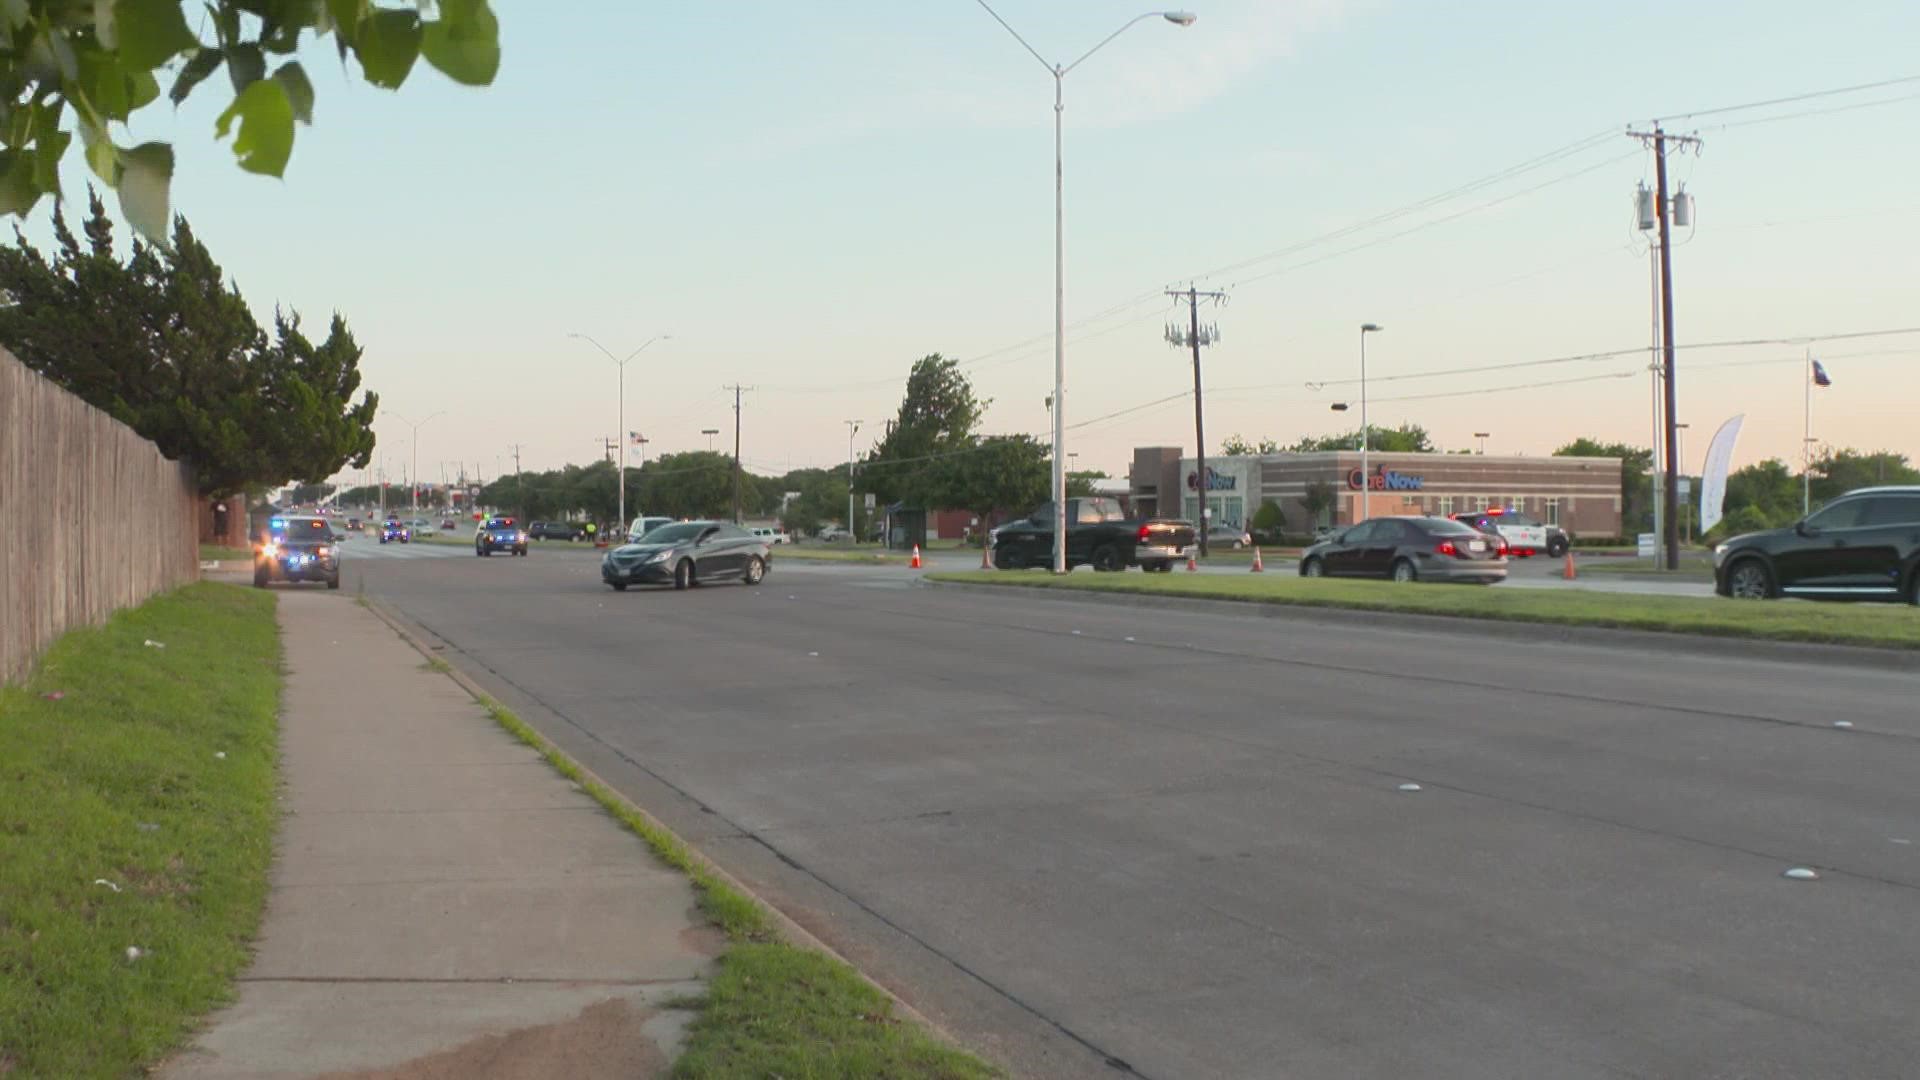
[355,596,949,1039]
[922,579,1920,674]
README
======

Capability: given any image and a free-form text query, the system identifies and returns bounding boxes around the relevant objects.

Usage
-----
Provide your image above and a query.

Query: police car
[474,516,529,556]
[1451,507,1566,558]
[379,518,410,544]
[254,516,340,589]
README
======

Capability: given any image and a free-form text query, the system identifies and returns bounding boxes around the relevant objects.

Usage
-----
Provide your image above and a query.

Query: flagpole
[1802,348,1812,515]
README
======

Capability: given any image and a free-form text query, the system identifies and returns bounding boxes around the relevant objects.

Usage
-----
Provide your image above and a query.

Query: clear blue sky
[29,0,1920,487]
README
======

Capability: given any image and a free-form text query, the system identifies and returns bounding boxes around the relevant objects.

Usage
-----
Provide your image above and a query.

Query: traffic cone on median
[910,544,923,569]
[1186,552,1199,572]
[1562,549,1577,580]
[1251,546,1264,572]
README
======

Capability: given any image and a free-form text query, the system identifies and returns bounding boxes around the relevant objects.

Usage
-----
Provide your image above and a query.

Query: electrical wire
[1654,73,1920,124]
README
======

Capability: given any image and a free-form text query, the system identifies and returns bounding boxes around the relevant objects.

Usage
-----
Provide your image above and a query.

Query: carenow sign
[1346,465,1424,492]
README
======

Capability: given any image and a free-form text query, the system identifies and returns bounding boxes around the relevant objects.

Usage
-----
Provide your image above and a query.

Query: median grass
[778,546,907,565]
[928,570,1920,650]
[475,697,995,1079]
[0,583,281,1077]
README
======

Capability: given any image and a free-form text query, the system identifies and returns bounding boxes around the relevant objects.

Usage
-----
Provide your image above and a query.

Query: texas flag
[1811,359,1832,387]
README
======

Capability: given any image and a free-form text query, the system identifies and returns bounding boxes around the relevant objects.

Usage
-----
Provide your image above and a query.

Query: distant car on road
[528,520,587,541]
[1452,507,1563,558]
[989,497,1196,572]
[816,524,849,542]
[750,526,791,545]
[441,517,457,530]
[1299,516,1507,584]
[474,516,528,557]
[379,519,410,544]
[1714,486,1920,603]
[601,520,771,591]
[254,515,340,590]
[345,518,362,532]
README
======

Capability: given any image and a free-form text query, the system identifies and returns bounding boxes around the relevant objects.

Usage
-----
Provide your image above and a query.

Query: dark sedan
[1714,486,1920,603]
[601,521,771,591]
[1298,515,1508,584]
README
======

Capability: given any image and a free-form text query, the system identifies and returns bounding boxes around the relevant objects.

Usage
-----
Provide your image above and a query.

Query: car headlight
[1711,543,1728,567]
[260,542,279,557]
[645,550,672,564]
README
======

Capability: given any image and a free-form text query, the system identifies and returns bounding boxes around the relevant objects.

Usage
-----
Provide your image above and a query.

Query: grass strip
[0,583,281,1078]
[474,699,995,1078]
[197,544,252,562]
[927,570,1920,650]
[777,547,907,565]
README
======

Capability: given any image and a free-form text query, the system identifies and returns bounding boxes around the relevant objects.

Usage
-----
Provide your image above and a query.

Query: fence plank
[0,348,199,684]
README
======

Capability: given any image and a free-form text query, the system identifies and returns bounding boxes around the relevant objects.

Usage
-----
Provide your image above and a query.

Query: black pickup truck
[989,497,1197,572]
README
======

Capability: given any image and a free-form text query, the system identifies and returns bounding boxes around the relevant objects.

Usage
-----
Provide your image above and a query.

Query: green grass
[197,544,252,562]
[474,699,995,1078]
[0,583,281,1078]
[1575,557,1715,579]
[778,546,907,565]
[928,570,1920,650]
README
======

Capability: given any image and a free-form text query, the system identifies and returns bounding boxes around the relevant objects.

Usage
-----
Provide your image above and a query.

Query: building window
[1438,496,1454,517]
[1545,498,1560,526]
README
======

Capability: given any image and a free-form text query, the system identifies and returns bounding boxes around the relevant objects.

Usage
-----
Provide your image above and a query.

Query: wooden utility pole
[1166,287,1226,555]
[1628,125,1700,571]
[725,385,753,523]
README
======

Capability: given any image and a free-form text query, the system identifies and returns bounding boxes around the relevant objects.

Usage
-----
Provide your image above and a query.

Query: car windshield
[639,522,707,544]
[270,519,334,542]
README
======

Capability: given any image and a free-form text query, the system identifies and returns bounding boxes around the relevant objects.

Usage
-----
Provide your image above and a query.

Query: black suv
[254,515,340,589]
[1714,486,1920,603]
[528,520,587,541]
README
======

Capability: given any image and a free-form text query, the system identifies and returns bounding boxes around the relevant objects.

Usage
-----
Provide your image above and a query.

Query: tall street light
[1474,432,1491,456]
[569,333,670,540]
[974,2,1196,574]
[702,428,720,453]
[1359,323,1383,522]
[844,420,861,542]
[388,410,445,517]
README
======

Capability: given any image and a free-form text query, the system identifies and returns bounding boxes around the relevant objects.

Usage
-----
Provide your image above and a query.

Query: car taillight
[1138,524,1152,543]
[1435,541,1457,556]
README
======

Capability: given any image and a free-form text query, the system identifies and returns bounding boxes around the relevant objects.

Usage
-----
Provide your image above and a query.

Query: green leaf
[127,67,160,109]
[170,46,224,104]
[117,140,172,243]
[92,0,116,47]
[322,0,361,36]
[352,8,420,89]
[81,125,119,184]
[32,128,70,193]
[115,0,200,70]
[420,0,499,86]
[214,77,293,176]
[226,43,264,91]
[77,47,129,119]
[271,60,313,123]
[1,0,30,32]
[0,149,43,215]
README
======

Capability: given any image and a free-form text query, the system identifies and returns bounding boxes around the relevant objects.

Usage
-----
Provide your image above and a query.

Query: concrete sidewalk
[162,590,719,1079]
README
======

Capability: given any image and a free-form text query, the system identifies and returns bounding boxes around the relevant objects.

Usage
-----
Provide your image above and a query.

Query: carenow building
[1129,447,1625,538]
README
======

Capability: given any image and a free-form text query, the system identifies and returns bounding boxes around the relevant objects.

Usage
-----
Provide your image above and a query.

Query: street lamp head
[1163,11,1197,26]
[1360,323,1383,333]
[1330,403,1351,412]
[701,428,720,436]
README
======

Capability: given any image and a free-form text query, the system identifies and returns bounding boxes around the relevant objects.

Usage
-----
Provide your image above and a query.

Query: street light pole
[1474,432,1491,456]
[570,332,670,542]
[973,2,1196,573]
[388,411,445,518]
[844,419,861,541]
[1359,323,1382,522]
[702,428,720,453]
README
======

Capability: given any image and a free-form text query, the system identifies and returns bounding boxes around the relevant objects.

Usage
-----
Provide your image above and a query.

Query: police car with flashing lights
[254,515,341,589]
[474,516,529,556]
[379,518,410,544]
[1450,507,1568,558]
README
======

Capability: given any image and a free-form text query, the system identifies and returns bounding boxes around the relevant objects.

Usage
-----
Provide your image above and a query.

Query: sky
[22,0,1920,489]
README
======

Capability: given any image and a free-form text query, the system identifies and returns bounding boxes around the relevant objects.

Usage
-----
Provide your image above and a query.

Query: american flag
[629,431,647,444]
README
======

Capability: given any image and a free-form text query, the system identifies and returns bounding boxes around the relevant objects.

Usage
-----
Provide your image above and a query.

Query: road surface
[342,549,1920,1080]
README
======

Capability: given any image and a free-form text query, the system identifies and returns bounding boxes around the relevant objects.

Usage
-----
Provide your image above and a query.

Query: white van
[627,515,675,543]
[750,526,791,545]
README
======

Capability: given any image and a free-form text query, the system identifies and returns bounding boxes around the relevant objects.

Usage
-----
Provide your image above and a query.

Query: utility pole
[1628,125,1700,570]
[844,419,861,539]
[1165,286,1226,556]
[508,444,524,522]
[725,385,753,523]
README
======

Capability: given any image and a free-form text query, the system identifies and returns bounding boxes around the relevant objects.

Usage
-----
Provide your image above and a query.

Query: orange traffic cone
[1186,552,1199,572]
[1250,546,1265,572]
[910,544,923,569]
[1562,549,1576,580]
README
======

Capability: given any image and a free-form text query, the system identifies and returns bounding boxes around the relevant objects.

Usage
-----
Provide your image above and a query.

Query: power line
[1705,90,1920,131]
[1654,73,1920,123]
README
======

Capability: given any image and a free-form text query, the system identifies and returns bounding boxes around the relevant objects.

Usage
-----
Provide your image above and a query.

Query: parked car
[750,526,792,545]
[253,515,341,589]
[441,517,458,530]
[528,520,587,541]
[1204,523,1252,550]
[1298,516,1507,584]
[627,515,676,543]
[816,524,849,542]
[1714,486,1920,603]
[1452,507,1563,557]
[474,516,529,557]
[989,497,1196,572]
[601,520,771,591]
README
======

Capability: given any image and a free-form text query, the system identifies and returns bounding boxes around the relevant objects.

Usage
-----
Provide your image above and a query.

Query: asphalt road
[345,549,1920,1080]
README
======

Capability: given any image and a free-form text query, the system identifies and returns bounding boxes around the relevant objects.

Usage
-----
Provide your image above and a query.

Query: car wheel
[1727,558,1774,599]
[673,559,694,591]
[1139,560,1165,573]
[609,581,628,592]
[1302,557,1325,578]
[474,546,484,556]
[992,547,1020,571]
[743,556,766,585]
[1391,558,1418,583]
[327,575,341,590]
[253,565,269,588]
[1091,544,1122,572]
[1547,537,1569,558]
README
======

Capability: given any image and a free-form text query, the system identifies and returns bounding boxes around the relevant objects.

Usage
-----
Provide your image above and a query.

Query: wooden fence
[0,348,200,684]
